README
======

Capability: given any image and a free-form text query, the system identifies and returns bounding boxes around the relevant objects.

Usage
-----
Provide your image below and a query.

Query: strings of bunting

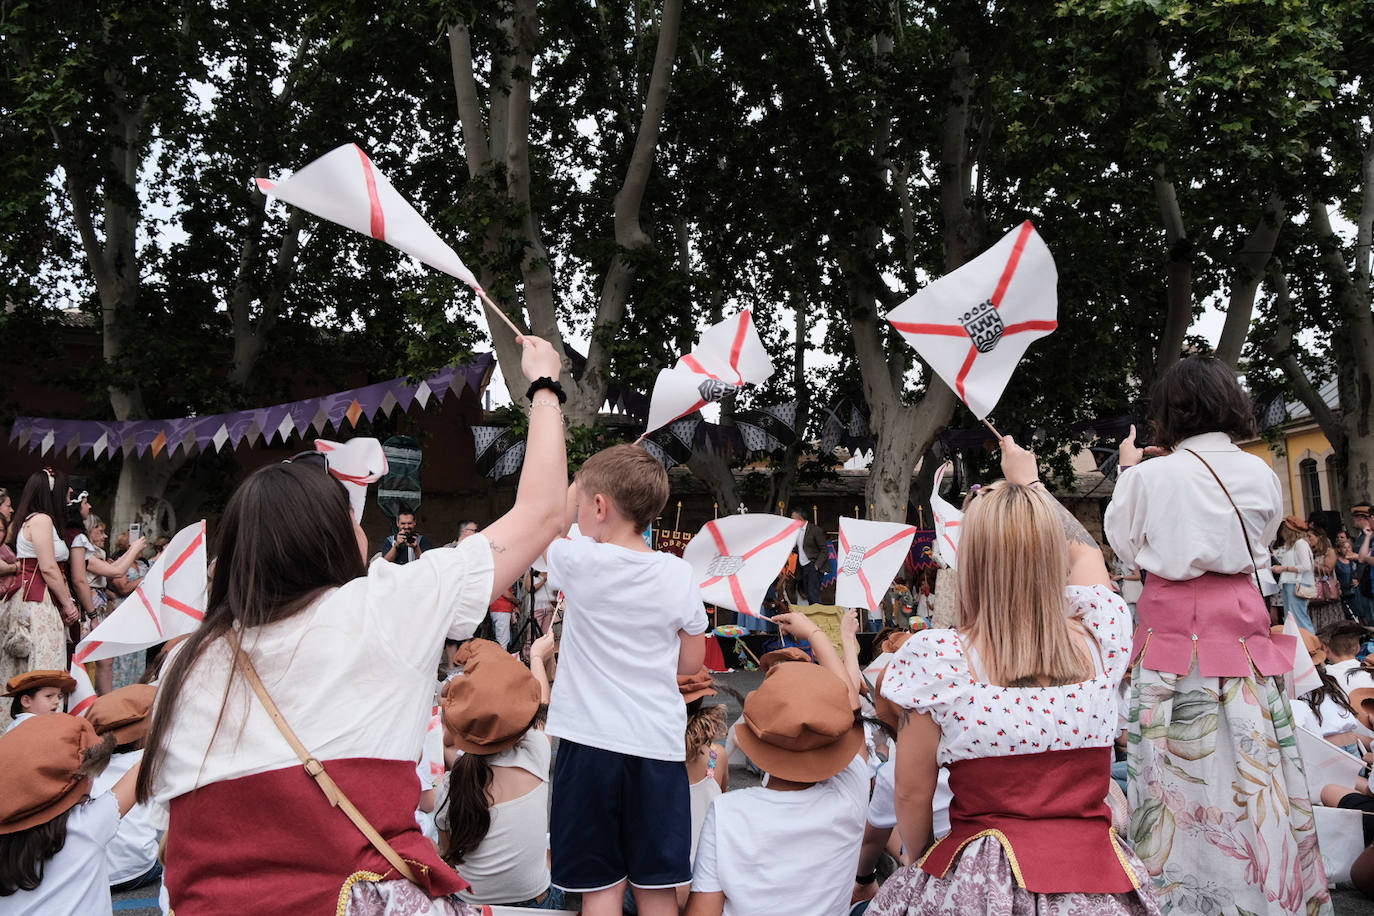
[9,355,493,461]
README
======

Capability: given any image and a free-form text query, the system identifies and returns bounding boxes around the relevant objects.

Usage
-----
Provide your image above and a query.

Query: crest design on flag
[840,546,867,576]
[834,517,918,611]
[887,221,1057,419]
[644,310,774,436]
[707,555,746,577]
[683,514,803,618]
[960,300,1004,353]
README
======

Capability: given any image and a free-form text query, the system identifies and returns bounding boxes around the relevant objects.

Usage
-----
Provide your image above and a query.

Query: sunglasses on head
[283,450,329,472]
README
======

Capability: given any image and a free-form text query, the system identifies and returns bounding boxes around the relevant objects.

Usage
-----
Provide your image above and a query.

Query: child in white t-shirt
[546,444,708,916]
[686,611,867,916]
[0,713,143,915]
[86,684,163,892]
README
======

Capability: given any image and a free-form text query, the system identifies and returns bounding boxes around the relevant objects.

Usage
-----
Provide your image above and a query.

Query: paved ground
[114,668,1374,913]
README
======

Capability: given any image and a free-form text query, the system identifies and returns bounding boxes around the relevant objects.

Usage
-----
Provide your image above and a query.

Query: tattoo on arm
[898,707,915,730]
[1047,495,1097,548]
[488,541,506,553]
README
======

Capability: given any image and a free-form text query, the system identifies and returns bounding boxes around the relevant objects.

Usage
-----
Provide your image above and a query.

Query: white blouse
[1104,432,1282,581]
[16,518,69,563]
[150,536,494,822]
[880,585,1131,766]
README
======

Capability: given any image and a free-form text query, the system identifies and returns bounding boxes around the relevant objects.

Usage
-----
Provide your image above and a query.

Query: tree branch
[447,21,492,177]
[1216,192,1286,366]
[1267,266,1342,438]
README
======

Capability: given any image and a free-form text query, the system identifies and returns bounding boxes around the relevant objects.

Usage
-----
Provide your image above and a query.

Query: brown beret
[441,639,540,755]
[759,647,813,671]
[0,714,103,834]
[678,667,717,704]
[86,684,157,746]
[4,669,77,697]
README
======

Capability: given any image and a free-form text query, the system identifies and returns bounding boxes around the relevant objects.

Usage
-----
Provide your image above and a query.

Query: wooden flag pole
[983,417,1003,440]
[812,505,818,525]
[713,502,719,520]
[475,288,526,338]
[674,501,682,532]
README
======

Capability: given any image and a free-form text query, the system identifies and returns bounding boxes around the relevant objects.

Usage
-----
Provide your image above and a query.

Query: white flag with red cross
[930,462,963,569]
[834,517,918,612]
[1283,612,1322,699]
[887,221,1057,419]
[257,144,479,290]
[73,522,208,665]
[67,661,97,717]
[683,514,802,618]
[644,310,774,436]
[315,437,388,524]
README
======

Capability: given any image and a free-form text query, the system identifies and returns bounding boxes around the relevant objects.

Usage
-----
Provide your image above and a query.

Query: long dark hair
[441,753,495,865]
[7,469,68,547]
[135,462,365,803]
[0,809,72,895]
[1301,665,1360,725]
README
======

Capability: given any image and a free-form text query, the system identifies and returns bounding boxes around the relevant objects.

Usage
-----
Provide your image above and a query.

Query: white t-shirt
[150,536,494,820]
[691,754,868,915]
[545,537,708,760]
[434,730,552,905]
[866,750,953,839]
[90,750,159,884]
[1104,432,1282,581]
[1292,695,1361,740]
[4,792,119,915]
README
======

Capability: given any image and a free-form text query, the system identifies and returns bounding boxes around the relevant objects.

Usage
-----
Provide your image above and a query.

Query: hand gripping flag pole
[887,221,1057,438]
[256,144,525,339]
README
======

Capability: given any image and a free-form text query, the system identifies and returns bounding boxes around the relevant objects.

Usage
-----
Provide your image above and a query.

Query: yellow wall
[1241,425,1335,517]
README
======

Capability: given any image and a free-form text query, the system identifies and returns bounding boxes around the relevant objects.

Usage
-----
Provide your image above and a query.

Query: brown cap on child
[759,647,812,671]
[880,631,913,655]
[441,639,540,755]
[678,667,716,704]
[86,684,158,746]
[733,662,863,783]
[1270,624,1324,665]
[0,713,104,834]
[1349,687,1374,731]
[3,669,77,697]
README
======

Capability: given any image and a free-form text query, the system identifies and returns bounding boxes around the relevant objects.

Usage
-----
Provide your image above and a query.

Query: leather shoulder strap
[224,631,419,885]
[1183,448,1264,593]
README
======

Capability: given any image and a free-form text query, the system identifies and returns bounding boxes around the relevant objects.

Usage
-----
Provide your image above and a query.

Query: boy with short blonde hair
[546,444,708,916]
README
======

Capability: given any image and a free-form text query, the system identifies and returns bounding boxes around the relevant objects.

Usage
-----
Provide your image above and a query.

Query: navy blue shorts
[549,740,691,892]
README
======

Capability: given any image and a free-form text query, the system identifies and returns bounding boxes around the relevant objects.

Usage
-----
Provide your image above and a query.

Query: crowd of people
[2,347,1373,916]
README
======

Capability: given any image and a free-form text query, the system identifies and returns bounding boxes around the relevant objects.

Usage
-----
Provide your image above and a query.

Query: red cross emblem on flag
[834,518,918,611]
[930,462,963,570]
[887,221,1057,419]
[73,521,208,665]
[683,515,802,617]
[257,144,480,290]
[644,310,774,436]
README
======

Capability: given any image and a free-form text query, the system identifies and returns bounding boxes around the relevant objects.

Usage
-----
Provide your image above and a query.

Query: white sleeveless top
[17,516,69,562]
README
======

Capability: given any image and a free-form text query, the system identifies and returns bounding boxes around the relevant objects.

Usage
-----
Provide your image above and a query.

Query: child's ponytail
[440,753,494,865]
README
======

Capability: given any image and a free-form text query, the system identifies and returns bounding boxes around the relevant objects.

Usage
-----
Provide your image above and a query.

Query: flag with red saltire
[67,661,97,717]
[682,515,802,618]
[315,437,387,524]
[887,221,1057,419]
[834,518,918,611]
[644,311,773,436]
[930,462,963,569]
[257,144,479,290]
[73,522,208,665]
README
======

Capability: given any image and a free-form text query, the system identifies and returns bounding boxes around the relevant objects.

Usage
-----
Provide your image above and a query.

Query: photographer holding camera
[381,511,431,565]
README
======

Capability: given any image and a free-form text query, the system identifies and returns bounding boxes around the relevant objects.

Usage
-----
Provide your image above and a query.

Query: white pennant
[683,514,802,617]
[888,221,1057,419]
[73,522,208,665]
[930,462,963,570]
[315,437,388,524]
[644,310,773,435]
[257,144,479,290]
[67,661,97,717]
[834,517,918,611]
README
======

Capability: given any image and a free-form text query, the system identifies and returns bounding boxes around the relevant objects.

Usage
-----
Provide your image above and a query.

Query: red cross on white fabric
[889,223,1055,404]
[644,310,774,435]
[697,517,803,618]
[837,524,917,610]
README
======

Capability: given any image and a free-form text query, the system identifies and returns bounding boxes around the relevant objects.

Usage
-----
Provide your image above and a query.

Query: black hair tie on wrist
[526,377,567,404]
[856,871,878,885]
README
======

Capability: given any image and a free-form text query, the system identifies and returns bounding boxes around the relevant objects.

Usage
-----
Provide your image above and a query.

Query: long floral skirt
[0,592,67,730]
[868,836,1161,915]
[1128,665,1332,916]
[344,879,486,916]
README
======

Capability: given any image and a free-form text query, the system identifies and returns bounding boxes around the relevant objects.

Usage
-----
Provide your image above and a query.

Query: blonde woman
[1106,356,1329,916]
[870,439,1158,915]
